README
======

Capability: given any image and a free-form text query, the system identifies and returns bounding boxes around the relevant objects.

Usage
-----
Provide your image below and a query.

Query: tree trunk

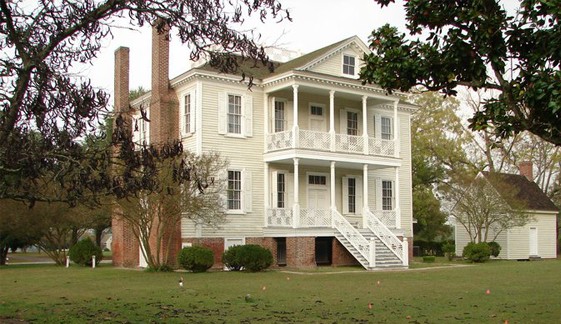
[0,245,9,265]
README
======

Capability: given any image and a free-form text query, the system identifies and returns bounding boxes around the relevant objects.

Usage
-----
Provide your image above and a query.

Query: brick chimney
[150,19,179,145]
[112,46,140,267]
[518,161,534,181]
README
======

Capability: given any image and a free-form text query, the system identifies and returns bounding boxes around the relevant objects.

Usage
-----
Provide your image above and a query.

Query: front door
[529,227,538,256]
[306,174,329,226]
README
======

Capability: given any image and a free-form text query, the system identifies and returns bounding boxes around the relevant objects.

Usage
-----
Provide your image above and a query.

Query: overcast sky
[83,0,518,106]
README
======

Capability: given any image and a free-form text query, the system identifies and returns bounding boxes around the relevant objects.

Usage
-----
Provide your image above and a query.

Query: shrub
[462,242,491,263]
[422,255,436,263]
[222,245,244,271]
[222,244,273,272]
[442,241,456,261]
[487,241,501,257]
[177,245,214,272]
[68,238,103,266]
[414,239,445,256]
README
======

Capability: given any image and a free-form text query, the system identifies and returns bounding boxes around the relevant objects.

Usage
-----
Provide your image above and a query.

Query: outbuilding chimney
[518,161,534,181]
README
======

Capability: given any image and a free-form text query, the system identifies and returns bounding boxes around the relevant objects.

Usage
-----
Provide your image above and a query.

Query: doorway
[315,237,333,265]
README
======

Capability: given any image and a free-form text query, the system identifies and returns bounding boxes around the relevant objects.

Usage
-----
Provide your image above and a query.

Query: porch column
[264,94,270,151]
[395,166,401,229]
[292,85,299,148]
[330,161,336,209]
[329,90,336,152]
[264,162,270,227]
[393,100,399,157]
[362,164,369,228]
[362,96,369,155]
[293,158,300,228]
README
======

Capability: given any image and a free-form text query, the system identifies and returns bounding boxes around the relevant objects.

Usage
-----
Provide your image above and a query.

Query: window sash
[381,116,392,140]
[348,178,356,213]
[310,105,323,116]
[276,173,285,208]
[228,170,242,210]
[228,95,242,134]
[274,101,285,132]
[343,55,355,75]
[308,175,326,185]
[382,180,393,210]
[347,111,358,135]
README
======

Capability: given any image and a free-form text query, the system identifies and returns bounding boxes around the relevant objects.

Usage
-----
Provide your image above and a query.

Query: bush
[422,255,436,263]
[68,238,103,266]
[487,241,501,257]
[442,241,456,261]
[222,244,273,272]
[177,245,214,272]
[462,242,491,263]
[413,239,445,256]
[222,245,244,271]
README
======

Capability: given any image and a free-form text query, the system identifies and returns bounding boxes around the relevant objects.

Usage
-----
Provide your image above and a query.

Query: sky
[84,0,408,102]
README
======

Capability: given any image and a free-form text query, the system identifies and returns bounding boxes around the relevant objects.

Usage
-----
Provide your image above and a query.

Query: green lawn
[1,260,560,323]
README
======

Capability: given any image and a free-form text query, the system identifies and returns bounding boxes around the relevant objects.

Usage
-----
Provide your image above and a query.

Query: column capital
[292,84,299,91]
[362,95,368,103]
[293,157,300,165]
[329,90,336,96]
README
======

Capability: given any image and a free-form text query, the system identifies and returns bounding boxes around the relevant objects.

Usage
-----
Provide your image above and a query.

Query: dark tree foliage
[0,0,289,205]
[361,0,561,146]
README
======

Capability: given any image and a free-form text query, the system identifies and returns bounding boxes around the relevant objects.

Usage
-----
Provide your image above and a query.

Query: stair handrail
[331,208,370,263]
[365,210,405,263]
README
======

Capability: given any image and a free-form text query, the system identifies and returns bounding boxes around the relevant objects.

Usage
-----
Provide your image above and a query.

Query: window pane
[277,173,285,208]
[228,95,242,134]
[274,101,285,132]
[343,55,355,75]
[347,111,358,135]
[308,175,326,185]
[311,105,323,116]
[184,94,191,133]
[382,180,393,210]
[348,178,356,213]
[228,170,242,210]
[381,117,392,140]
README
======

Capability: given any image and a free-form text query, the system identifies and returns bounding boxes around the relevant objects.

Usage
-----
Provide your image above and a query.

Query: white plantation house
[111,25,416,269]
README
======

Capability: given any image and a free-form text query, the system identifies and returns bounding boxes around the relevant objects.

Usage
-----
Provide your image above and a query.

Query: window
[184,94,191,133]
[228,94,242,134]
[381,116,392,140]
[276,173,285,208]
[228,170,242,210]
[347,111,358,135]
[139,116,147,144]
[308,175,327,185]
[382,180,393,210]
[310,105,323,116]
[274,101,285,132]
[347,178,356,213]
[343,54,356,75]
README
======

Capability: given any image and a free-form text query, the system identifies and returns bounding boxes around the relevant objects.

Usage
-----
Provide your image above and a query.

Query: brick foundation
[286,237,316,268]
[332,238,360,266]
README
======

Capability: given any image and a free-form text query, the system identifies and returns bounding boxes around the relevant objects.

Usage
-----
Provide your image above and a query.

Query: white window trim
[226,168,252,215]
[218,91,253,138]
[133,108,150,145]
[340,107,361,135]
[375,178,395,211]
[180,90,196,138]
[342,53,358,77]
[273,99,288,133]
[342,176,363,215]
[373,113,394,140]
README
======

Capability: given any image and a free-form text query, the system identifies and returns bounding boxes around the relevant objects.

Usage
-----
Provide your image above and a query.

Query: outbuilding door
[529,227,538,256]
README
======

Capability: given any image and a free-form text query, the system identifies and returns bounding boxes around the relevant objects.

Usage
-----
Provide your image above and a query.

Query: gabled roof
[190,36,368,81]
[481,172,558,212]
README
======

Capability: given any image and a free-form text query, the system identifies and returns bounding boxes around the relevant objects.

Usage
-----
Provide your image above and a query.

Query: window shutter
[271,171,278,208]
[244,95,253,137]
[356,177,363,214]
[286,100,293,129]
[286,173,294,208]
[339,109,346,134]
[218,92,227,135]
[342,176,349,214]
[243,169,252,212]
[374,114,381,138]
[219,169,228,210]
[375,177,382,210]
[190,91,196,133]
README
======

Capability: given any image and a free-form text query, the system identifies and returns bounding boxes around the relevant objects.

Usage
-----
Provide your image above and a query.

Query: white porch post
[329,90,336,152]
[395,166,401,229]
[292,85,299,148]
[330,161,336,228]
[362,164,369,228]
[264,94,269,151]
[293,158,300,228]
[393,100,399,157]
[264,162,269,227]
[362,96,369,155]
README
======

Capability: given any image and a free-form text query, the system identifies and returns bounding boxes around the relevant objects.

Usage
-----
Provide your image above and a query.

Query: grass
[1,260,561,323]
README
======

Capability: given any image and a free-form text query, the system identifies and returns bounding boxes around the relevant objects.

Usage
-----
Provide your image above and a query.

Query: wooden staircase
[335,229,405,270]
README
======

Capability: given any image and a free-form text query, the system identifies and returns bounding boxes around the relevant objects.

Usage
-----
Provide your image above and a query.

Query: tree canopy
[361,0,561,146]
[0,0,289,205]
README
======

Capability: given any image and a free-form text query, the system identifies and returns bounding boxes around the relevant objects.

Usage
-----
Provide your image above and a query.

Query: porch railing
[370,210,397,229]
[266,208,293,227]
[365,210,407,264]
[266,130,395,157]
[300,208,331,227]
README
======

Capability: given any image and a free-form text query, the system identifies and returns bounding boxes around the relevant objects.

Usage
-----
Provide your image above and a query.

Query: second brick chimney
[518,161,534,181]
